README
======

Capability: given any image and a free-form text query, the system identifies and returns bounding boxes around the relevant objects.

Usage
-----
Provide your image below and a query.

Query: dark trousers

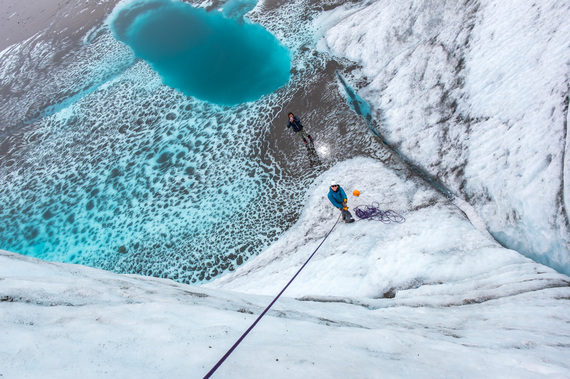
[341,209,354,222]
[295,129,311,141]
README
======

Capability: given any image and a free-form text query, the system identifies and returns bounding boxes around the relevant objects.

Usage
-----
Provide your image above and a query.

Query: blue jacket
[287,114,304,132]
[328,186,347,210]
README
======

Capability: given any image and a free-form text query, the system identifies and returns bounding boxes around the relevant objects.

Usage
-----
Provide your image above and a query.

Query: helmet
[353,190,360,196]
[330,180,338,186]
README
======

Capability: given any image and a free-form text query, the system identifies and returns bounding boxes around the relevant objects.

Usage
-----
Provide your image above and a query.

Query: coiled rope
[203,213,342,378]
[354,202,405,224]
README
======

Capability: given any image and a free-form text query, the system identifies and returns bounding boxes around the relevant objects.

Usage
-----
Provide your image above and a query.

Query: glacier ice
[316,0,570,275]
[1,0,570,376]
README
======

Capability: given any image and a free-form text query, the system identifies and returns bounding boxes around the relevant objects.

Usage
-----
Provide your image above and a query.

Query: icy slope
[207,157,567,301]
[316,0,570,275]
[2,157,570,378]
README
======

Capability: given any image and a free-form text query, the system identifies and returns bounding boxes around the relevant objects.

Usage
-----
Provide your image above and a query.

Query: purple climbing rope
[354,202,405,224]
[203,213,342,378]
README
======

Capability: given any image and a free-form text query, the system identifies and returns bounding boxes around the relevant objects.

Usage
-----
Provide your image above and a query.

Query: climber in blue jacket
[328,180,355,223]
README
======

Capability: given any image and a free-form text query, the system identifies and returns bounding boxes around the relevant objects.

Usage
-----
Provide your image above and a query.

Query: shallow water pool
[109,0,291,105]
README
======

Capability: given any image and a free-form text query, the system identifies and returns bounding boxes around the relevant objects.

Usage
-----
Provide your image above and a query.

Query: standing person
[286,112,314,145]
[328,180,355,223]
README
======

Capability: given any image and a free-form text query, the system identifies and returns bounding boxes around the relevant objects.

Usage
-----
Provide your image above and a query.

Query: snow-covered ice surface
[2,158,570,378]
[316,0,570,275]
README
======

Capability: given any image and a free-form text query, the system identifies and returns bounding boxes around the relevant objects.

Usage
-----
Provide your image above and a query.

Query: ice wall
[317,0,570,275]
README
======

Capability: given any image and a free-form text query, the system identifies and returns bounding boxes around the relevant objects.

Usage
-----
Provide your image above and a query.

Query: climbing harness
[354,202,405,224]
[203,213,342,378]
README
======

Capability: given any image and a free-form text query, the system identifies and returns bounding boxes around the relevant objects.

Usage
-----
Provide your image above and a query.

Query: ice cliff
[315,0,570,274]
